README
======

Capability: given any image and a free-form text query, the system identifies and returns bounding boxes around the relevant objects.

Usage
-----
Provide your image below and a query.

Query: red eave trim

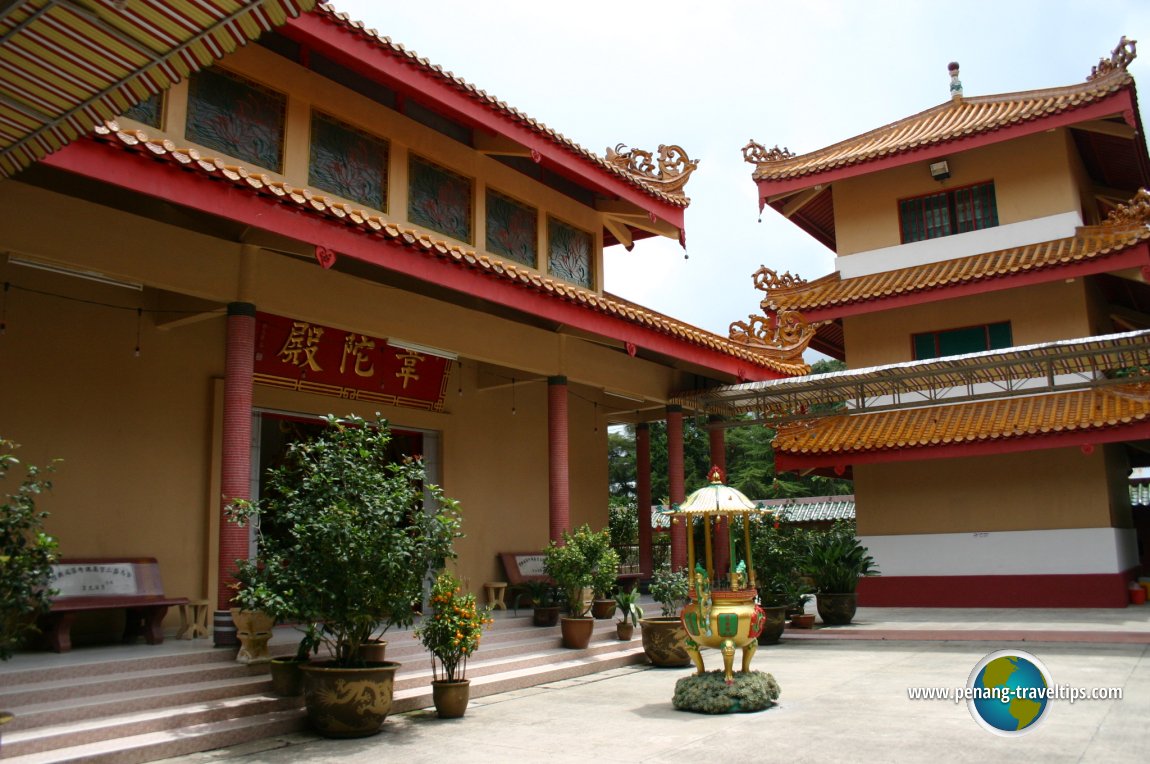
[281,13,685,231]
[42,139,760,379]
[775,418,1150,472]
[756,90,1138,200]
[803,241,1150,322]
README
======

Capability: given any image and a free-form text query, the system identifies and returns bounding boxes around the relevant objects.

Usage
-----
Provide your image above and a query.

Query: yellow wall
[842,279,1092,368]
[854,447,1120,536]
[834,130,1081,255]
[0,174,684,638]
[139,45,608,291]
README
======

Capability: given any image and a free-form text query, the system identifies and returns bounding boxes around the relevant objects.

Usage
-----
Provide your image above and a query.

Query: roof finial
[1088,36,1137,81]
[948,62,962,100]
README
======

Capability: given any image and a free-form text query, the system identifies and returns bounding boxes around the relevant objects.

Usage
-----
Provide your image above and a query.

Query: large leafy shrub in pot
[543,524,618,617]
[0,439,58,661]
[803,521,878,594]
[227,414,462,667]
[648,568,689,616]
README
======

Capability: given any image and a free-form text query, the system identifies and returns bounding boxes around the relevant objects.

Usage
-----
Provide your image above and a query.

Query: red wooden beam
[43,138,771,381]
[281,13,686,232]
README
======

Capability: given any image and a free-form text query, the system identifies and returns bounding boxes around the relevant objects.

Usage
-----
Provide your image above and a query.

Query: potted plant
[639,568,691,667]
[589,533,622,620]
[228,559,286,664]
[613,586,643,640]
[268,626,320,697]
[751,518,812,641]
[803,521,879,626]
[1,439,58,749]
[0,439,58,662]
[414,571,492,718]
[227,414,461,738]
[543,524,617,649]
[523,580,561,627]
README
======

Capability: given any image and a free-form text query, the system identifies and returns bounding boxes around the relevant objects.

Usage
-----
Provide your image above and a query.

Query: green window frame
[912,322,1012,360]
[899,181,998,243]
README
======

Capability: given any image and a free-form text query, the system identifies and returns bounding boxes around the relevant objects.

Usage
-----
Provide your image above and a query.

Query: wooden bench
[497,552,642,612]
[40,557,189,652]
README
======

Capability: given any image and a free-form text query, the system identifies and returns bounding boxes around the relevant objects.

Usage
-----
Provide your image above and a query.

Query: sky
[330,1,1150,352]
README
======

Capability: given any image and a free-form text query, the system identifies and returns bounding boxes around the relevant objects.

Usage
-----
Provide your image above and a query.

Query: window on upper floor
[912,321,1012,360]
[408,154,473,243]
[486,188,538,268]
[185,68,286,172]
[547,216,593,288]
[899,181,999,243]
[309,111,389,212]
[119,93,163,129]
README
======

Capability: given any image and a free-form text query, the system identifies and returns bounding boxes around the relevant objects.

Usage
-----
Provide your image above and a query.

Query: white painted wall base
[860,527,1138,577]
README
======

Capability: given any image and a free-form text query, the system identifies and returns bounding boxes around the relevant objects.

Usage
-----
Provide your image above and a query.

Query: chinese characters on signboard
[253,313,451,411]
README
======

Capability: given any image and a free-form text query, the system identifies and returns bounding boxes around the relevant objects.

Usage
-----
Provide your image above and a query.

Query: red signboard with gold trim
[253,313,451,412]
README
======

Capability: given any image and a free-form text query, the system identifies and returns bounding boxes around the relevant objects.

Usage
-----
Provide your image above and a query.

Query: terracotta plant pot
[816,593,858,625]
[431,679,471,718]
[559,616,595,648]
[616,621,635,640]
[268,656,306,696]
[300,661,400,738]
[591,598,616,620]
[788,613,815,629]
[638,616,690,667]
[357,639,388,662]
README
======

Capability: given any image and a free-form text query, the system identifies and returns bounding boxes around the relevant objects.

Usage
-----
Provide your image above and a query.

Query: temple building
[0,2,808,644]
[680,39,1150,607]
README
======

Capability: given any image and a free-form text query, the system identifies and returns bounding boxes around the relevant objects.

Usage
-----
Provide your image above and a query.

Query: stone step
[0,661,269,708]
[0,709,307,764]
[1,695,302,758]
[3,675,276,733]
[0,613,653,763]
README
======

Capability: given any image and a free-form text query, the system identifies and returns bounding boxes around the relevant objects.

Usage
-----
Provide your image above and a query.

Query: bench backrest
[498,552,551,586]
[49,557,168,599]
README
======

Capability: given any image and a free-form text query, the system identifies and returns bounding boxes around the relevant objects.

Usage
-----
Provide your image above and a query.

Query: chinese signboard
[253,313,452,411]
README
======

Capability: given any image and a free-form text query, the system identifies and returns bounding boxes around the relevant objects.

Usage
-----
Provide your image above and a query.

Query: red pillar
[215,302,255,646]
[709,416,730,580]
[667,406,686,571]
[548,376,570,543]
[636,422,653,579]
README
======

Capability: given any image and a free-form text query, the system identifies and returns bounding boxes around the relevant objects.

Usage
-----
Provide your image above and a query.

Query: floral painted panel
[185,68,285,172]
[547,217,593,288]
[408,155,472,242]
[120,93,161,128]
[309,112,389,211]
[485,189,537,267]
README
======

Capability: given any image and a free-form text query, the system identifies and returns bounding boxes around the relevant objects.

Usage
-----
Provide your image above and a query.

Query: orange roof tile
[751,69,1134,184]
[312,5,691,208]
[90,122,804,376]
[765,220,1150,314]
[773,386,1150,457]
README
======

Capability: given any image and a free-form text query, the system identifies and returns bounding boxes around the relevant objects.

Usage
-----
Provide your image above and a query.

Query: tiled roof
[766,220,1150,314]
[1130,483,1150,507]
[90,122,806,376]
[756,496,855,523]
[0,0,319,178]
[751,69,1134,183]
[773,386,1150,458]
[311,5,690,208]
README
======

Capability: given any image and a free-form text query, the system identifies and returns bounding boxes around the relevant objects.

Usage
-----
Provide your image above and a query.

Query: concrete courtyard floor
[166,606,1150,764]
